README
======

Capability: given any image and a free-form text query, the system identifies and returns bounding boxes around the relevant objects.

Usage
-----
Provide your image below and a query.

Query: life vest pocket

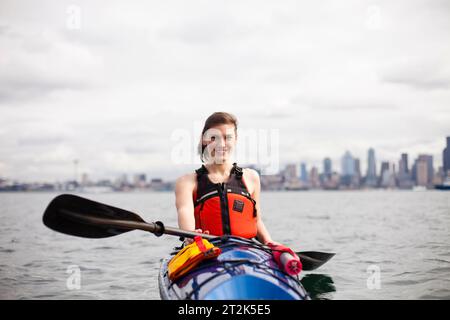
[227,193,257,238]
[232,199,244,212]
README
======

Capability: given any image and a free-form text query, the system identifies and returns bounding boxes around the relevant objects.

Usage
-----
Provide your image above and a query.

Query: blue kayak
[158,236,309,300]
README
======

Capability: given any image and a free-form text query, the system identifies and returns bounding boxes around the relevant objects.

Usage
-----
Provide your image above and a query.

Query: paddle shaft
[62,210,217,240]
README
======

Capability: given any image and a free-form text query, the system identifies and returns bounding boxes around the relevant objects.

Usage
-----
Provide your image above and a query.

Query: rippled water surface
[0,191,449,299]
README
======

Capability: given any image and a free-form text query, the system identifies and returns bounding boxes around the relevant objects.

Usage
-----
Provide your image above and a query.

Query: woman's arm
[175,174,196,231]
[247,169,275,245]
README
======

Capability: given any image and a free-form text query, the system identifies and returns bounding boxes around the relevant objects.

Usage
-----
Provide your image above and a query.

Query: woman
[175,112,279,245]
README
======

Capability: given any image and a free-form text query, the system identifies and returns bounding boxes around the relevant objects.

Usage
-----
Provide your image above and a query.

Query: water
[0,191,449,299]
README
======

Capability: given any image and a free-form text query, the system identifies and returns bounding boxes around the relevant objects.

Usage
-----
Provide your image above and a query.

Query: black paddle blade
[43,194,145,238]
[296,251,335,271]
[300,274,336,300]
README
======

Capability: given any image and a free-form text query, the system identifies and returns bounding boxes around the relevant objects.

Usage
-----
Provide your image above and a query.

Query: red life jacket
[193,163,258,238]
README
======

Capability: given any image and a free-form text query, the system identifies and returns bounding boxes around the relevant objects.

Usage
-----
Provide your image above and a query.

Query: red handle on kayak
[279,252,302,276]
[267,243,303,276]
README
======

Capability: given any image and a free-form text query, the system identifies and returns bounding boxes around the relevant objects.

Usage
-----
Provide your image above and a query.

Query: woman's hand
[183,229,210,245]
[264,240,283,247]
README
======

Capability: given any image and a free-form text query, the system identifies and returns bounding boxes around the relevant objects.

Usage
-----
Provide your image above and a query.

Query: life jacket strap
[195,165,208,177]
[232,162,243,179]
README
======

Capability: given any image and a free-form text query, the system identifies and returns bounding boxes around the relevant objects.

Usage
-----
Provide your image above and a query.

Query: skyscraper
[300,163,308,182]
[413,155,434,187]
[416,159,428,187]
[379,161,389,186]
[444,136,450,176]
[399,153,409,176]
[398,153,413,189]
[353,158,361,187]
[323,158,332,179]
[425,155,434,184]
[341,151,355,187]
[380,162,396,188]
[341,151,355,176]
[365,148,377,187]
[309,166,320,189]
[419,155,434,185]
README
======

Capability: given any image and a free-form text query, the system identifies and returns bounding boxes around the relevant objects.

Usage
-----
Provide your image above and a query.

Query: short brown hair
[198,112,238,162]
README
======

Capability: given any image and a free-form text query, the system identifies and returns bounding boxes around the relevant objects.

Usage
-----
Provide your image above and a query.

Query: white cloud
[0,0,449,181]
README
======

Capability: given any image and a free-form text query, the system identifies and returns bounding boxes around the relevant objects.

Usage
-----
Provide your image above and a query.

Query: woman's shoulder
[241,168,260,195]
[242,168,260,184]
[175,173,197,190]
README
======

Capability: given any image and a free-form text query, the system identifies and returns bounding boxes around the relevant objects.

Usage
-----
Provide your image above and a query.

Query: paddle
[43,194,334,271]
[295,251,335,271]
[42,194,213,240]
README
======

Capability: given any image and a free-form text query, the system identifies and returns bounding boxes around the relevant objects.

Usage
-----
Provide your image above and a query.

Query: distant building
[424,155,434,185]
[398,153,413,189]
[97,179,113,187]
[416,159,428,187]
[353,158,361,187]
[323,172,340,190]
[284,164,298,181]
[113,174,131,191]
[433,167,444,186]
[341,151,355,187]
[81,173,90,187]
[309,166,320,189]
[342,151,355,176]
[300,163,308,183]
[379,162,389,187]
[149,178,171,191]
[323,158,332,180]
[443,137,450,176]
[260,174,285,190]
[380,162,396,188]
[398,153,408,178]
[399,153,409,174]
[365,148,378,187]
[134,174,147,188]
[413,155,434,187]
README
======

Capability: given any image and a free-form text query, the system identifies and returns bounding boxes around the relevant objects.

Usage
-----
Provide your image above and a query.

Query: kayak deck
[159,236,309,300]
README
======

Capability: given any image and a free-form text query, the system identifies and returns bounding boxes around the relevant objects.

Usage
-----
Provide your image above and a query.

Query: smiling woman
[174,112,280,246]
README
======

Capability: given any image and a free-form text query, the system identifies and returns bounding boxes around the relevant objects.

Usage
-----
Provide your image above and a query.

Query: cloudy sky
[1,0,449,182]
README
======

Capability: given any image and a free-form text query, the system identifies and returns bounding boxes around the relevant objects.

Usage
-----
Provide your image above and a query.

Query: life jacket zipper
[218,182,231,235]
[200,200,205,211]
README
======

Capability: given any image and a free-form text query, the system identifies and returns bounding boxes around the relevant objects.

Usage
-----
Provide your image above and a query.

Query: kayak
[158,236,309,300]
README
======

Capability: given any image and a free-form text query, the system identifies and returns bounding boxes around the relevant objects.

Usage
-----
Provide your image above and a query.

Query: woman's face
[202,124,237,164]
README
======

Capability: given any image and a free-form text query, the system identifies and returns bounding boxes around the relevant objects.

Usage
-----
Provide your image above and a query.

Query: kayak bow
[159,236,309,300]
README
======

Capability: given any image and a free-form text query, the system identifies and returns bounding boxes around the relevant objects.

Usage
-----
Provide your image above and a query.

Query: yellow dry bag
[168,236,221,281]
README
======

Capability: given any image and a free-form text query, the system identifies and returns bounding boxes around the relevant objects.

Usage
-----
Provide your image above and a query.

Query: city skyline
[1,137,448,190]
